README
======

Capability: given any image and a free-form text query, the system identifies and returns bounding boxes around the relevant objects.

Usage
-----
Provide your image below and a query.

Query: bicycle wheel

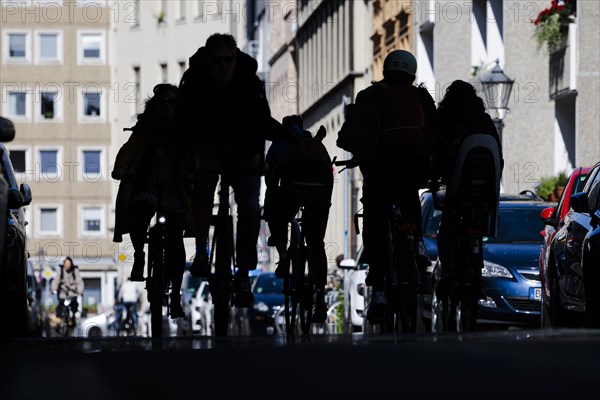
[148,230,165,338]
[459,237,482,331]
[211,212,234,337]
[396,235,418,333]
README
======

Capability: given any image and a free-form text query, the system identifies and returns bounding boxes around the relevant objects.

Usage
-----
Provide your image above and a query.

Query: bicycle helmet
[383,50,417,76]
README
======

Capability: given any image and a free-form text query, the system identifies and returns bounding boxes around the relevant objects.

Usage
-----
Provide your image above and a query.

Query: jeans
[191,173,261,271]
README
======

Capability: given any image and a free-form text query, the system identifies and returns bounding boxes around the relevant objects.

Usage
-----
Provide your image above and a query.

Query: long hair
[438,80,486,114]
[141,83,178,121]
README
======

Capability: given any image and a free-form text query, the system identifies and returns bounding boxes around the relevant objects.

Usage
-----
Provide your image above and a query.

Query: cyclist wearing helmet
[337,49,436,324]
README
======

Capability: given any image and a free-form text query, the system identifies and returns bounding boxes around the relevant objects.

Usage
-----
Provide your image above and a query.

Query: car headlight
[482,261,514,279]
[253,302,269,312]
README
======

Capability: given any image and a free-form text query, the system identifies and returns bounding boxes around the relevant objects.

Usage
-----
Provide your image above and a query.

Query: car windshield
[485,207,546,244]
[254,275,284,295]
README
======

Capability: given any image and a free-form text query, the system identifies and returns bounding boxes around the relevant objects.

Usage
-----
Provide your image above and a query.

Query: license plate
[529,287,541,301]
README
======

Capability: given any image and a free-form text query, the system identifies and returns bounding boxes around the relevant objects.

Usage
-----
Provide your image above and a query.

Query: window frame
[34,29,63,64]
[35,146,63,182]
[36,204,63,237]
[79,204,105,237]
[36,85,64,122]
[78,87,106,123]
[3,87,31,122]
[77,30,106,65]
[6,145,32,179]
[78,146,106,182]
[3,29,31,64]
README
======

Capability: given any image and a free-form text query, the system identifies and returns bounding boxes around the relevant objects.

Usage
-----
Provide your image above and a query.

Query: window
[179,60,186,76]
[78,31,105,64]
[39,150,58,175]
[7,92,27,117]
[83,150,101,175]
[83,92,101,116]
[82,207,102,234]
[40,91,58,120]
[9,33,26,57]
[9,150,26,174]
[36,31,62,63]
[39,207,59,234]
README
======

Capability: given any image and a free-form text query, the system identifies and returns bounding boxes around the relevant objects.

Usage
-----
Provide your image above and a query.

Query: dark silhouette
[176,33,277,308]
[263,115,333,322]
[337,49,436,324]
[112,83,191,319]
[432,79,504,288]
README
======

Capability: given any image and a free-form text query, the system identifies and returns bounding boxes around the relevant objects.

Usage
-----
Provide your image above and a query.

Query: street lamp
[479,59,515,141]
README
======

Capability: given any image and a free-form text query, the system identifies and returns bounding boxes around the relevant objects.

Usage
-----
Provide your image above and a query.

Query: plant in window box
[536,175,559,201]
[532,0,575,53]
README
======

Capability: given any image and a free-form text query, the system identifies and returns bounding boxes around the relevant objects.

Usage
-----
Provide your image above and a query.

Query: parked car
[248,271,284,335]
[76,308,117,338]
[539,166,590,327]
[342,253,367,332]
[422,191,553,330]
[545,161,600,327]
[1,141,33,338]
[189,280,213,335]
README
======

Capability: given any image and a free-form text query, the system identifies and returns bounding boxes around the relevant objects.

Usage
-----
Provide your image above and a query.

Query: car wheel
[549,268,574,327]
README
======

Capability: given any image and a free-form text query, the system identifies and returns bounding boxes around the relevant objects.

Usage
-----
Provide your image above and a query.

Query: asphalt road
[2,329,600,400]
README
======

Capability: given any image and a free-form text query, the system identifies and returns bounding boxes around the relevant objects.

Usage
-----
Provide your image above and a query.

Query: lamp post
[479,59,515,142]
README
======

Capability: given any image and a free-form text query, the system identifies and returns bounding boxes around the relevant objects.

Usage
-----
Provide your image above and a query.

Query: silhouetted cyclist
[432,79,504,298]
[337,50,436,324]
[176,33,282,308]
[112,83,191,319]
[263,115,334,323]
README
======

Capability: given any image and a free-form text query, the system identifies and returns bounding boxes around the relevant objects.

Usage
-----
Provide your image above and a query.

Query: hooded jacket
[177,47,272,175]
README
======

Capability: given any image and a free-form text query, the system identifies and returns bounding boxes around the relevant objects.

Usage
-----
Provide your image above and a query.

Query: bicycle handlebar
[331,156,359,173]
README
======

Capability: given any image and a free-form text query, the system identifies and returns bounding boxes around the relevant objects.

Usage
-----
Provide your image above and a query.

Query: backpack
[374,84,426,163]
[277,126,332,185]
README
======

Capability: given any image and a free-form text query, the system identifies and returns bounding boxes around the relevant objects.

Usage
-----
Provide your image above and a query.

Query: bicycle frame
[147,209,170,339]
[209,176,236,337]
[383,204,418,334]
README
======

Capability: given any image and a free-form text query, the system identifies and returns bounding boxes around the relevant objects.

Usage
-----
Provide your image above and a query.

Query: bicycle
[207,176,250,337]
[278,207,315,337]
[55,295,78,337]
[123,178,185,339]
[335,158,419,334]
[117,303,137,337]
[429,134,501,333]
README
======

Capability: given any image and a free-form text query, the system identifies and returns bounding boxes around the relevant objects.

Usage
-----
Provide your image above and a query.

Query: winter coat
[176,47,274,176]
[51,264,84,300]
[112,115,194,243]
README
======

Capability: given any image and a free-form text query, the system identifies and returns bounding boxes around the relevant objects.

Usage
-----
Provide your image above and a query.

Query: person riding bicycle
[336,49,436,324]
[263,115,334,323]
[176,33,279,308]
[112,83,192,319]
[112,277,143,333]
[432,80,504,300]
[51,256,84,325]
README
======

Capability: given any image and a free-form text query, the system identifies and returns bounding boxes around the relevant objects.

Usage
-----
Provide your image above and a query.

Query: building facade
[1,0,117,313]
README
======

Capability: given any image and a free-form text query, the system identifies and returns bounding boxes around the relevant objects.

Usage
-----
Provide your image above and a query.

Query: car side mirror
[0,117,16,142]
[338,258,357,270]
[570,192,589,213]
[20,183,32,206]
[540,207,557,227]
